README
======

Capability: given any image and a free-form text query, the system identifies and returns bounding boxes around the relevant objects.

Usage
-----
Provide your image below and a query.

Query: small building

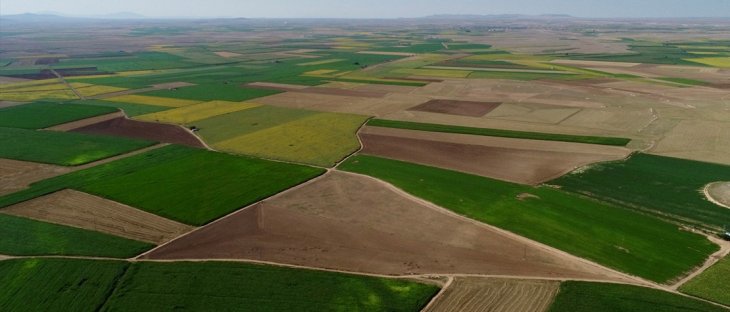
[724,231,730,241]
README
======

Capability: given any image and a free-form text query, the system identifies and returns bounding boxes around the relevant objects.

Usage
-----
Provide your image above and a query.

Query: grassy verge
[0,214,153,257]
[0,145,325,226]
[680,255,730,306]
[551,153,730,231]
[0,127,155,166]
[339,155,717,283]
[547,282,727,312]
[0,102,118,129]
[367,119,631,146]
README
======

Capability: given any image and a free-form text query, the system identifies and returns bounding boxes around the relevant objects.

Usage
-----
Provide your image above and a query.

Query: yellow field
[0,79,61,90]
[0,79,77,101]
[687,57,730,68]
[213,112,368,167]
[298,59,345,66]
[105,95,201,107]
[393,68,472,78]
[71,84,127,97]
[136,101,260,124]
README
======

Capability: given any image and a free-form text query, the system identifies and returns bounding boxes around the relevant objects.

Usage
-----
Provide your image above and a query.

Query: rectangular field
[339,155,718,283]
[0,102,118,129]
[105,95,201,107]
[0,213,153,257]
[551,153,730,231]
[367,119,631,146]
[69,99,171,117]
[103,261,439,312]
[680,255,730,306]
[425,278,559,312]
[0,258,130,312]
[135,100,260,124]
[0,127,155,166]
[0,145,325,226]
[547,282,727,312]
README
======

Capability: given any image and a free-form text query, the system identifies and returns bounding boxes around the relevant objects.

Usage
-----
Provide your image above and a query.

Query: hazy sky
[2,0,729,18]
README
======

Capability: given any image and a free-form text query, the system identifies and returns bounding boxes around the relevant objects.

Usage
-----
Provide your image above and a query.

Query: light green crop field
[0,145,325,226]
[0,127,155,166]
[339,155,718,283]
[0,102,117,129]
[680,255,730,306]
[0,213,153,257]
[547,282,727,312]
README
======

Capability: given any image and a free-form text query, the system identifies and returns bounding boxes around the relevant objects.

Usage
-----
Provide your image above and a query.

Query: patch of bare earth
[359,126,631,185]
[425,278,559,312]
[0,158,72,196]
[71,117,205,148]
[0,101,26,109]
[706,182,730,209]
[0,189,193,244]
[46,111,124,131]
[144,171,629,281]
[214,51,242,58]
[409,99,502,117]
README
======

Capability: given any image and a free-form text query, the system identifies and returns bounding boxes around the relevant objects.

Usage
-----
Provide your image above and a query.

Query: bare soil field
[256,92,428,116]
[0,189,193,244]
[706,182,730,209]
[213,51,243,58]
[46,111,125,131]
[649,119,730,165]
[144,171,629,281]
[359,126,631,184]
[247,82,387,98]
[425,278,559,312]
[71,117,205,148]
[0,101,26,109]
[409,99,502,117]
[0,158,71,196]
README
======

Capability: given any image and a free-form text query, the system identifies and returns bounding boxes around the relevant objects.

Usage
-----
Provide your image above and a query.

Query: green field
[547,282,727,312]
[54,52,201,72]
[367,119,632,146]
[0,127,155,166]
[195,105,368,166]
[552,153,730,231]
[0,102,117,129]
[142,85,280,102]
[339,155,717,283]
[680,255,730,306]
[0,258,130,312]
[103,261,439,311]
[69,99,171,117]
[0,213,152,257]
[0,145,325,225]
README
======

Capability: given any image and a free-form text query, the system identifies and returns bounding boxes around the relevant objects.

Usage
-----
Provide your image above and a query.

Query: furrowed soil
[145,171,629,281]
[71,117,205,148]
[359,126,630,185]
[1,189,193,244]
[425,278,560,312]
[0,158,71,196]
[409,99,502,117]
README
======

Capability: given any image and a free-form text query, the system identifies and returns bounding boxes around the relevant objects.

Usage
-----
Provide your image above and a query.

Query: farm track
[50,68,85,100]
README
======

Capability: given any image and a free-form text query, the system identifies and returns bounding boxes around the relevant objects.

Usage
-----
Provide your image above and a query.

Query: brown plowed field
[71,117,205,148]
[0,158,71,196]
[144,171,627,281]
[359,126,631,185]
[246,82,387,98]
[409,99,502,117]
[425,278,559,312]
[0,189,193,244]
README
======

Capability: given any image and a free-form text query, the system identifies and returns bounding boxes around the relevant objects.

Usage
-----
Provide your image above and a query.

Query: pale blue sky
[2,0,729,18]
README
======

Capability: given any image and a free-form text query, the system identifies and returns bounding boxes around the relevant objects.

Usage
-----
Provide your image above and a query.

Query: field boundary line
[51,68,85,100]
[669,235,730,290]
[420,276,453,312]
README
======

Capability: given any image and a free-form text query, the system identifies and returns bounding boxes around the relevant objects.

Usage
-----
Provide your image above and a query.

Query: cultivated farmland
[425,278,559,312]
[680,255,730,306]
[0,102,117,129]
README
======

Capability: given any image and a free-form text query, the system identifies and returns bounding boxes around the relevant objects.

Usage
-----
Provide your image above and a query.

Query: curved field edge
[0,258,440,312]
[547,281,728,312]
[338,155,718,283]
[0,213,153,258]
[0,145,326,226]
[680,256,730,306]
[366,119,632,146]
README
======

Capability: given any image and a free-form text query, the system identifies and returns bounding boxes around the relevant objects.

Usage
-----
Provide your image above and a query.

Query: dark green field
[0,213,152,257]
[102,261,439,312]
[0,102,117,129]
[143,85,280,101]
[68,99,171,117]
[552,153,730,231]
[0,145,325,225]
[547,282,727,312]
[339,155,717,283]
[0,127,155,166]
[367,119,632,146]
[0,259,130,312]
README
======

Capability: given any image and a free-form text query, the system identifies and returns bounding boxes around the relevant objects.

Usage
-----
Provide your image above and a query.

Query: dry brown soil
[144,171,628,281]
[71,117,205,148]
[0,158,72,196]
[409,99,502,117]
[46,111,124,131]
[0,189,193,244]
[425,277,559,312]
[706,182,730,209]
[359,126,631,185]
